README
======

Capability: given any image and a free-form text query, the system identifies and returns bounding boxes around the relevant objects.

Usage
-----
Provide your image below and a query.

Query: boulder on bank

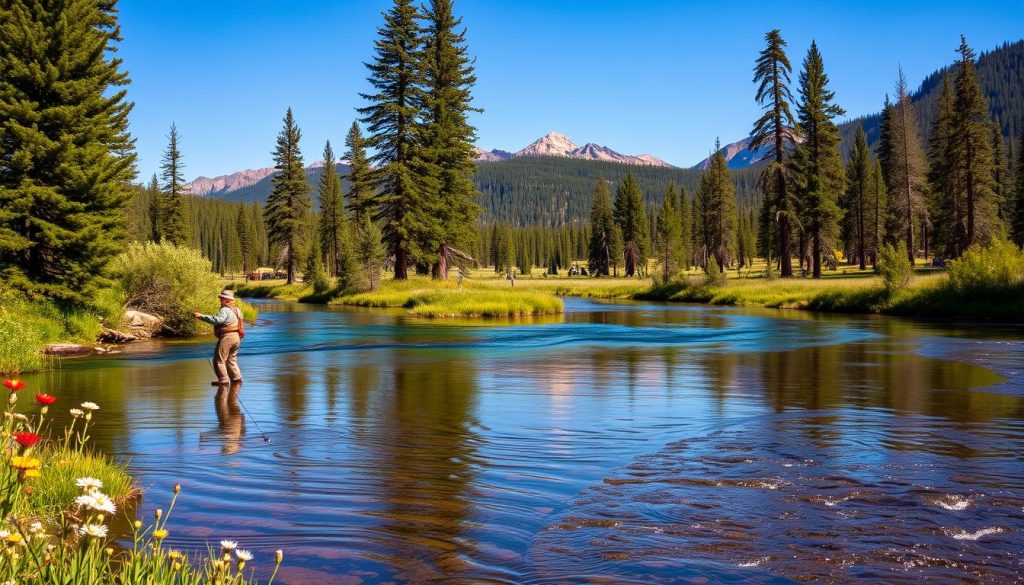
[43,343,94,357]
[124,310,164,339]
[99,326,138,344]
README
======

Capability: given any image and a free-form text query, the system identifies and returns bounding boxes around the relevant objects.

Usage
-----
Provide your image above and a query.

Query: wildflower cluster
[0,379,284,584]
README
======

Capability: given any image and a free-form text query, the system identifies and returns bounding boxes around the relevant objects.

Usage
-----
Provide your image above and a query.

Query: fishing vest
[215,306,245,339]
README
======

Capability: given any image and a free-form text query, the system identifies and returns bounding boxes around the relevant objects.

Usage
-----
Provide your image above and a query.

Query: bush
[945,239,1024,296]
[109,241,222,336]
[877,242,912,294]
[704,256,726,286]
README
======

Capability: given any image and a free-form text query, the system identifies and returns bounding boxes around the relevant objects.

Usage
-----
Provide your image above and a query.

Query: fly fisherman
[194,290,245,386]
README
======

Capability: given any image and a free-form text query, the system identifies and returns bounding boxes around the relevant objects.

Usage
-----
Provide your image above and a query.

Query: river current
[25,298,1024,583]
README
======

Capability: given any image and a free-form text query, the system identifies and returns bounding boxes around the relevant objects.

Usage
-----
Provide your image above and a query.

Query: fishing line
[235,393,272,443]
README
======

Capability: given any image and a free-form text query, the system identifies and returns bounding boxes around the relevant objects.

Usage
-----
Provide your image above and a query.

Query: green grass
[333,279,563,317]
[20,448,136,522]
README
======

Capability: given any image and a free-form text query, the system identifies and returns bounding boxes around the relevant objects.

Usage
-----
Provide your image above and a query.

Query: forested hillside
[210,157,762,226]
[839,39,1024,154]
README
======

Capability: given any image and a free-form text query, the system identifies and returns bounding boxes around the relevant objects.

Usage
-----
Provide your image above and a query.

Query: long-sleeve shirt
[199,306,239,326]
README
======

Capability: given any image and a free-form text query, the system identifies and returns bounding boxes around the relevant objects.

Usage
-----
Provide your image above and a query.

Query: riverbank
[230,254,1024,322]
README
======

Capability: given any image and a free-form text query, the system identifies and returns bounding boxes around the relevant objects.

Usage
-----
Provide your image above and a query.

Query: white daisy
[69,408,84,418]
[75,494,99,509]
[78,524,108,538]
[235,550,254,562]
[220,539,237,551]
[90,493,116,514]
[80,402,100,411]
[76,477,103,490]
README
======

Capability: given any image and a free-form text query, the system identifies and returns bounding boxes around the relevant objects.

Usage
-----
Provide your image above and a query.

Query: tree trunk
[812,231,821,279]
[394,245,408,280]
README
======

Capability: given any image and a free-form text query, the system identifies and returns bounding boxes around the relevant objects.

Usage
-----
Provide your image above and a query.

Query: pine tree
[343,121,374,226]
[158,123,189,245]
[1015,126,1024,246]
[846,127,871,269]
[356,217,386,291]
[696,143,738,269]
[869,159,888,266]
[318,141,348,278]
[146,174,161,242]
[420,0,480,279]
[587,178,615,275]
[790,42,845,278]
[237,205,255,275]
[0,0,136,305]
[928,74,960,258]
[613,173,649,277]
[264,108,311,284]
[358,0,432,279]
[750,29,797,277]
[654,184,682,282]
[952,36,998,249]
[882,68,929,264]
[676,184,692,269]
[992,121,1009,230]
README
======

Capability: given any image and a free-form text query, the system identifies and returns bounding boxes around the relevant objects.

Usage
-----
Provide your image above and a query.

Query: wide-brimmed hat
[218,290,235,301]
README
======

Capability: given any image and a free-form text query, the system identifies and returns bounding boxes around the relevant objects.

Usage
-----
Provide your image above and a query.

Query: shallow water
[23,298,1024,583]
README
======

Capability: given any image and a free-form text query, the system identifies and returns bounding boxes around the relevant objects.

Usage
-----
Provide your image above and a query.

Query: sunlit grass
[333,279,563,317]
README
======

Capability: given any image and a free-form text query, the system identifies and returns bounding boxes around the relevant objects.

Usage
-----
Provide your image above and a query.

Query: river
[23,298,1024,584]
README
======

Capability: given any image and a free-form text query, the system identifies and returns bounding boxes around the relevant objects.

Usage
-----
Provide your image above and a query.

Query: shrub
[877,242,912,294]
[704,256,726,286]
[945,238,1024,296]
[109,241,222,336]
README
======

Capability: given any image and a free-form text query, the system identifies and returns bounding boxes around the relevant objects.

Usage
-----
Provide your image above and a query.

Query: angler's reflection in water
[214,383,246,454]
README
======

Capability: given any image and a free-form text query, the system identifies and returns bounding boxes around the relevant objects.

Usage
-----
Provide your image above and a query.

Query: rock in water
[43,343,93,357]
[99,326,138,344]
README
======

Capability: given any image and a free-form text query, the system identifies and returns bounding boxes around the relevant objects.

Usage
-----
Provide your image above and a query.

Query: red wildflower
[3,379,25,392]
[35,394,56,406]
[13,432,41,447]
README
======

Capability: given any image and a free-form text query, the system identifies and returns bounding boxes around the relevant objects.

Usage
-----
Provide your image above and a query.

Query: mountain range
[186,131,671,196]
[473,131,672,167]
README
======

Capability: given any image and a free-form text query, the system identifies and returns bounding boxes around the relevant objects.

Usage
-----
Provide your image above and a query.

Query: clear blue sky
[119,0,1024,179]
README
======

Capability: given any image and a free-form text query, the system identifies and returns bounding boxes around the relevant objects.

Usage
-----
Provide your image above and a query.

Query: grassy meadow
[228,243,1024,323]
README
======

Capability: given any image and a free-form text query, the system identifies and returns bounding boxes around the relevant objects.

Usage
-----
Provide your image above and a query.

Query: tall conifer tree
[750,29,797,277]
[587,178,615,276]
[358,0,431,279]
[343,122,374,226]
[846,127,871,269]
[421,0,480,279]
[928,74,961,258]
[952,36,998,249]
[882,68,929,264]
[0,0,136,304]
[264,108,310,285]
[790,42,845,278]
[158,123,189,245]
[696,143,738,269]
[654,184,682,282]
[1015,127,1024,246]
[318,141,350,279]
[677,184,692,269]
[613,173,649,277]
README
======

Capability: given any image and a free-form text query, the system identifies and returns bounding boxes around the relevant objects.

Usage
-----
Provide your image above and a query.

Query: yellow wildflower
[10,456,40,470]
[153,529,168,539]
[5,533,22,544]
[22,469,41,479]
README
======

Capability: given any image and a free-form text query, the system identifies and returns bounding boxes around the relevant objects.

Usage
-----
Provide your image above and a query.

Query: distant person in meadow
[194,290,245,386]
